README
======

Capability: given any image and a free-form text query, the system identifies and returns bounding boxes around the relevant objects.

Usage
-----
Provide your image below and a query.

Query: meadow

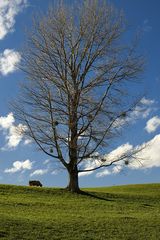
[0,183,159,239]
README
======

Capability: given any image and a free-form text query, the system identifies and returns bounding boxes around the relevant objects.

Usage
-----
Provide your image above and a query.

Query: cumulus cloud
[0,0,28,40]
[79,152,101,177]
[96,165,123,177]
[79,169,94,177]
[95,144,132,177]
[24,139,32,145]
[6,124,26,148]
[4,159,32,173]
[95,169,111,178]
[0,112,14,129]
[0,49,21,76]
[30,169,48,177]
[79,144,133,177]
[80,133,160,178]
[145,116,160,133]
[0,112,30,150]
[140,97,154,106]
[104,143,133,163]
[113,97,155,129]
[129,134,160,169]
[129,97,155,120]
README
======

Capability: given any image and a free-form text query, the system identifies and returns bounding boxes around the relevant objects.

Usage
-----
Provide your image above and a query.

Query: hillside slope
[0,183,159,239]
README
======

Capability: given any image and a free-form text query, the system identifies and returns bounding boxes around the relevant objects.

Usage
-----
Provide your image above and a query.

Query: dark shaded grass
[0,183,159,239]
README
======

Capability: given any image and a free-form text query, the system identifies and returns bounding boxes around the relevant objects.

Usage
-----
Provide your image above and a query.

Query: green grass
[0,183,160,239]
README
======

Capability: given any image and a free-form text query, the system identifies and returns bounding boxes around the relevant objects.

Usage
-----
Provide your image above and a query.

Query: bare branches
[78,142,147,173]
[13,1,144,178]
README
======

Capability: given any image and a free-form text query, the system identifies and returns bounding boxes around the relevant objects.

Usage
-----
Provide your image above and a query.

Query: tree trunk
[67,166,80,193]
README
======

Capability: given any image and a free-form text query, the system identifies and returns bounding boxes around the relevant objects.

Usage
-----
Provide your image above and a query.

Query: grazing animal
[29,180,42,187]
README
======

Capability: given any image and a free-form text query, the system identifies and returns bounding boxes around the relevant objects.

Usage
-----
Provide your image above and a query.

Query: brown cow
[29,180,42,187]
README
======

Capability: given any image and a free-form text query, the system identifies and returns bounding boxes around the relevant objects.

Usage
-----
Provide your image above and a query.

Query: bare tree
[13,1,144,193]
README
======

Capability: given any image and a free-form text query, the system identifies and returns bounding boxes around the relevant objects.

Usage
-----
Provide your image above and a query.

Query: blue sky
[0,0,160,188]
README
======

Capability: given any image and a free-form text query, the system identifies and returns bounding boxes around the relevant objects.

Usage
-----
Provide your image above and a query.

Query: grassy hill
[0,183,159,239]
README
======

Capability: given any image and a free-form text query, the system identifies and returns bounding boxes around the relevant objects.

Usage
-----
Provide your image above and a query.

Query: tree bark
[67,166,80,193]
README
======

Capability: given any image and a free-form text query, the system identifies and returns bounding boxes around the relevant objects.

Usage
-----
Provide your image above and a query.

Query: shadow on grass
[0,230,8,238]
[79,190,114,201]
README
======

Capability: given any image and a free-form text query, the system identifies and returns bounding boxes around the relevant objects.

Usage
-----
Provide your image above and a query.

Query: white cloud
[78,97,157,178]
[130,134,160,169]
[104,143,133,163]
[79,144,132,177]
[51,170,58,175]
[0,49,21,75]
[97,134,160,177]
[0,0,28,40]
[95,144,132,178]
[0,112,30,150]
[96,169,111,178]
[0,112,14,129]
[112,165,123,174]
[113,97,155,129]
[96,165,123,178]
[79,170,94,177]
[30,169,48,177]
[130,105,150,119]
[80,132,160,178]
[129,97,155,120]
[140,97,154,106]
[43,159,50,165]
[5,124,26,149]
[4,159,32,173]
[79,158,100,177]
[24,138,32,145]
[145,116,160,133]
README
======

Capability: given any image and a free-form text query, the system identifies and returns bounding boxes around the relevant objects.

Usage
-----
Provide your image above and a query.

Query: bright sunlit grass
[0,183,159,239]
